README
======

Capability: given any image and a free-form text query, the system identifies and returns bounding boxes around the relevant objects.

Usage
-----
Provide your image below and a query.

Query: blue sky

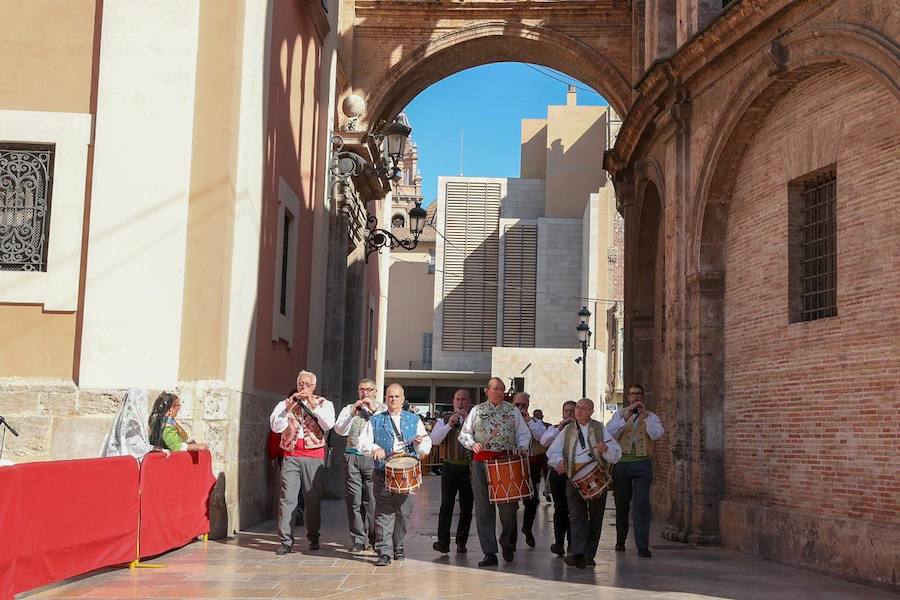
[402,62,608,205]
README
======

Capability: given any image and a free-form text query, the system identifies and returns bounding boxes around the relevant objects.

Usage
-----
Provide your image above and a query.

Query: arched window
[391,213,406,228]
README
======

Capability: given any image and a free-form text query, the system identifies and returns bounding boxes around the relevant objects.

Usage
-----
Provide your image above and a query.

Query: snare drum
[384,455,422,494]
[571,461,612,501]
[485,454,533,503]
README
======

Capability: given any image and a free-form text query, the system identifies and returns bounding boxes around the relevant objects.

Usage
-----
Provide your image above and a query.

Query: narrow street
[24,475,890,600]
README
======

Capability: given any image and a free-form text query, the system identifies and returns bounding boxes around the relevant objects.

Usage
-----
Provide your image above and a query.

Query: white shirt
[540,425,563,448]
[269,396,335,435]
[333,402,385,436]
[547,421,622,469]
[429,414,467,445]
[458,402,532,452]
[605,409,665,441]
[358,412,432,456]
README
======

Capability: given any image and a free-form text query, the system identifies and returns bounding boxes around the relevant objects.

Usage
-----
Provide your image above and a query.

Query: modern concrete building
[384,89,624,420]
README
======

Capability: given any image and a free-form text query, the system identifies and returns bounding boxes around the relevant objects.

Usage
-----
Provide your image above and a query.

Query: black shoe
[523,529,535,548]
[350,542,365,554]
[502,548,514,562]
[478,553,498,567]
[308,539,320,551]
[433,541,450,554]
[456,544,467,554]
[638,548,652,558]
[393,548,404,561]
[550,543,565,556]
[614,543,625,552]
[275,544,292,555]
[585,558,596,566]
[564,553,586,568]
[375,554,391,567]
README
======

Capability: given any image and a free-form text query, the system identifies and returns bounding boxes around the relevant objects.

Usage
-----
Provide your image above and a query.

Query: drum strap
[388,414,412,455]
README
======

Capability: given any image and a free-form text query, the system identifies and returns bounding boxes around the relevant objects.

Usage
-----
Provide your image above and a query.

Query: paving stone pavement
[21,475,892,599]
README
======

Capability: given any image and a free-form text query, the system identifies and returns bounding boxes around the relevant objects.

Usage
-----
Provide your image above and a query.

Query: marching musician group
[268,369,664,569]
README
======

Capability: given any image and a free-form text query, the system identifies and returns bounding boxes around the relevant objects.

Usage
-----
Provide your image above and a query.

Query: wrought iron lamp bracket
[364,215,420,262]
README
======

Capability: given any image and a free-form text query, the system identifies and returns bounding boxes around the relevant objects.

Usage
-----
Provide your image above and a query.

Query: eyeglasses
[297,381,314,388]
[358,387,376,393]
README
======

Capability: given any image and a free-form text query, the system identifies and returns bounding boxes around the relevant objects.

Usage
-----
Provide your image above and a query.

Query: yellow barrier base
[129,560,166,569]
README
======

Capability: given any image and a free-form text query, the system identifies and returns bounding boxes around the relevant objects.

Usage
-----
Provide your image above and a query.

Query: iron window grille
[789,168,837,322]
[0,143,55,271]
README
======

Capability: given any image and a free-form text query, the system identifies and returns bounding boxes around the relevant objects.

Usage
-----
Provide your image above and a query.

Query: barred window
[0,144,55,271]
[789,168,837,322]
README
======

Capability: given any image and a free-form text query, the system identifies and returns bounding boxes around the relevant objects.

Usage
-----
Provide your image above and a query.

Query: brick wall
[722,65,900,583]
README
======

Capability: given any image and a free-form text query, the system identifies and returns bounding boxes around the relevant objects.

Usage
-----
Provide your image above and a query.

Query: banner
[12,456,139,595]
[0,466,19,600]
[138,451,216,558]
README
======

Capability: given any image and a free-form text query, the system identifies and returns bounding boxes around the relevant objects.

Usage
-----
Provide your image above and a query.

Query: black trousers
[437,462,474,546]
[612,459,653,550]
[521,457,545,533]
[548,470,571,547]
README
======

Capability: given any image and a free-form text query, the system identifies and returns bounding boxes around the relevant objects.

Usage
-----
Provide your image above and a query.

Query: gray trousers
[566,482,607,559]
[344,452,375,546]
[278,455,324,546]
[373,470,413,557]
[471,460,518,555]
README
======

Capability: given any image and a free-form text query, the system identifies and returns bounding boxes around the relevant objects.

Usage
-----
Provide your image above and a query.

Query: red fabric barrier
[0,466,20,600]
[12,456,139,595]
[138,450,215,558]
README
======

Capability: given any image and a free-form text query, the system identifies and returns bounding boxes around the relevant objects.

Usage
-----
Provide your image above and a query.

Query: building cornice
[605,0,836,177]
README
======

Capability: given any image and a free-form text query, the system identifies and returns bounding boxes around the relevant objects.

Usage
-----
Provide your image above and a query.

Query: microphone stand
[0,415,20,463]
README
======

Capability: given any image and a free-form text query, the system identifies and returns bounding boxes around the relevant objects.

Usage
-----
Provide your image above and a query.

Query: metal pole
[581,342,587,398]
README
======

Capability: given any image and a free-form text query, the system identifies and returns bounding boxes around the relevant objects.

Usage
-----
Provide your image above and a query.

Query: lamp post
[576,306,592,398]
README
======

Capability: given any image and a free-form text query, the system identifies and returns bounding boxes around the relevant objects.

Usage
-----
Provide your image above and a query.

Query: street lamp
[382,113,412,178]
[576,306,592,397]
[365,200,428,261]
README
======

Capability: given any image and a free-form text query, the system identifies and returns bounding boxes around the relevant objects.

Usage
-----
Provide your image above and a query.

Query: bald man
[547,398,621,569]
[358,383,432,567]
[429,388,474,554]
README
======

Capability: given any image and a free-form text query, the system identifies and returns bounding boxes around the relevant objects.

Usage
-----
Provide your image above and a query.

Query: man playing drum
[333,377,383,553]
[513,392,548,549]
[358,383,431,567]
[540,399,577,556]
[547,398,621,569]
[459,377,531,567]
[269,370,336,555]
[429,388,474,555]
[606,384,664,558]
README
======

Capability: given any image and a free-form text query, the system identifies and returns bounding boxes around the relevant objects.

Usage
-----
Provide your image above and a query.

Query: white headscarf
[100,388,155,460]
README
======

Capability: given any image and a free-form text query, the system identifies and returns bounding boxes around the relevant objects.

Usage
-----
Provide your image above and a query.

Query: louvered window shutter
[502,224,537,347]
[442,181,501,351]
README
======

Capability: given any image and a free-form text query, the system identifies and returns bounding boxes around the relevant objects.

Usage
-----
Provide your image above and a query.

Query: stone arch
[692,22,900,275]
[363,21,632,130]
[630,175,665,402]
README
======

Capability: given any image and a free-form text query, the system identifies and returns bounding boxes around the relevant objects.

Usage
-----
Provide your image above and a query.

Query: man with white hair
[270,370,335,555]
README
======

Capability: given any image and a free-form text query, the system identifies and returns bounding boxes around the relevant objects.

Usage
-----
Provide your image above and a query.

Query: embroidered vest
[280,396,327,452]
[346,414,368,451]
[472,400,518,452]
[371,410,420,470]
[562,419,607,478]
[439,416,472,465]
[527,420,546,457]
[616,415,652,458]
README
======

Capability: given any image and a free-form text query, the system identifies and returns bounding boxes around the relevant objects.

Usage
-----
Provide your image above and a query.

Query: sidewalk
[22,475,892,599]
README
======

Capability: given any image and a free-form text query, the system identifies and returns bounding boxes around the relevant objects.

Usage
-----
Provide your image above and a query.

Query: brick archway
[684,23,900,547]
[345,2,633,129]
